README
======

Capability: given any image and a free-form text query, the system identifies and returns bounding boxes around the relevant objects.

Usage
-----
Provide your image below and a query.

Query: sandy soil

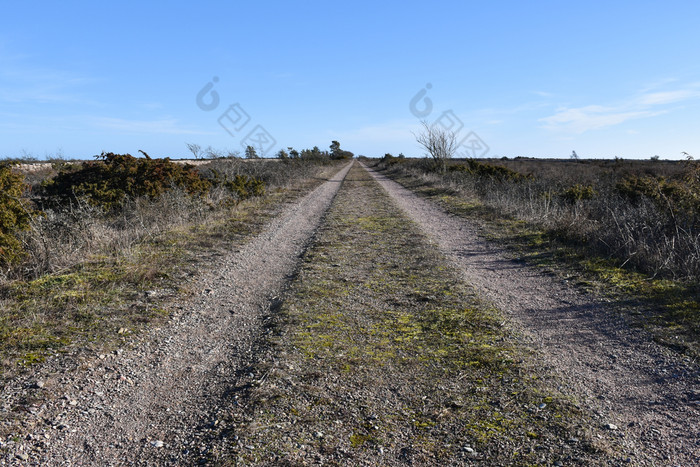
[364,163,699,466]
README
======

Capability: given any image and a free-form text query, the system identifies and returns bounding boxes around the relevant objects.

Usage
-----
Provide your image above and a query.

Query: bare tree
[414,120,458,172]
[186,143,203,160]
[205,145,222,159]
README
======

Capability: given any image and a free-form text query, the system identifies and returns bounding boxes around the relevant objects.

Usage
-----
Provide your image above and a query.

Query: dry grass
[378,157,700,281]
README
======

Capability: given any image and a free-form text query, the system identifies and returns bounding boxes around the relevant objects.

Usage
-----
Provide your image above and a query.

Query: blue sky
[1,1,699,159]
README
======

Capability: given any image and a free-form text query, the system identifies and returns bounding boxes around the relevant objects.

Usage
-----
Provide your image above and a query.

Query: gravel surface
[1,162,352,466]
[365,163,700,466]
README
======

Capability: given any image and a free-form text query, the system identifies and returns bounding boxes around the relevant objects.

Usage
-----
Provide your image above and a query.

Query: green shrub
[221,174,265,200]
[42,153,212,210]
[0,163,34,266]
[616,174,700,215]
[448,160,529,182]
[559,184,597,204]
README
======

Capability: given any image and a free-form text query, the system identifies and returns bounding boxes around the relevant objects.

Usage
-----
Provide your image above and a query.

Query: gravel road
[2,162,352,466]
[364,163,699,466]
[4,159,697,466]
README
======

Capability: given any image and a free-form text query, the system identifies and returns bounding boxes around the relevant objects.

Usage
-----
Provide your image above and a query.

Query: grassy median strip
[218,164,618,465]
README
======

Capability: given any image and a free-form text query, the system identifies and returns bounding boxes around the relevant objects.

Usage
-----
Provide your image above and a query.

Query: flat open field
[0,158,697,465]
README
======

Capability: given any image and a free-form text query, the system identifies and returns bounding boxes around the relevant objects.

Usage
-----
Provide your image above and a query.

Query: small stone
[538,403,547,409]
[313,431,324,439]
[69,400,78,406]
[16,453,29,461]
[151,440,165,448]
[462,446,474,453]
[605,423,618,430]
[34,380,45,389]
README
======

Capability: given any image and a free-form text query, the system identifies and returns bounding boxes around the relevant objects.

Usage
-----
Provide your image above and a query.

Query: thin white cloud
[92,117,213,135]
[636,89,700,106]
[0,64,94,104]
[540,83,700,133]
[328,120,419,143]
[541,106,662,133]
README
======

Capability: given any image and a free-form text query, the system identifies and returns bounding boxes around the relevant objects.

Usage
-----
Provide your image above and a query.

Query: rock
[313,431,324,439]
[16,452,29,461]
[604,423,618,430]
[34,380,46,389]
[151,440,165,448]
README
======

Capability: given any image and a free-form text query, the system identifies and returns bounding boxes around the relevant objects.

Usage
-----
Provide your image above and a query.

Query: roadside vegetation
[0,147,344,383]
[215,164,619,466]
[372,155,700,357]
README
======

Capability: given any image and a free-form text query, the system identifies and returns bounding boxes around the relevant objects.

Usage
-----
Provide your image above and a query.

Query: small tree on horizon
[245,145,259,159]
[414,120,458,172]
[330,140,354,160]
[186,143,203,159]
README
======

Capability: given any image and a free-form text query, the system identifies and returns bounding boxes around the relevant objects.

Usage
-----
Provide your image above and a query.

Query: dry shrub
[2,157,332,283]
[380,158,700,281]
[16,188,212,279]
[202,158,325,190]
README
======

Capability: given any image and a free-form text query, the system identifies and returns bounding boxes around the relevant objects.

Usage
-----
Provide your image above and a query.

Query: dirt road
[364,163,699,466]
[4,160,698,465]
[4,163,352,465]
